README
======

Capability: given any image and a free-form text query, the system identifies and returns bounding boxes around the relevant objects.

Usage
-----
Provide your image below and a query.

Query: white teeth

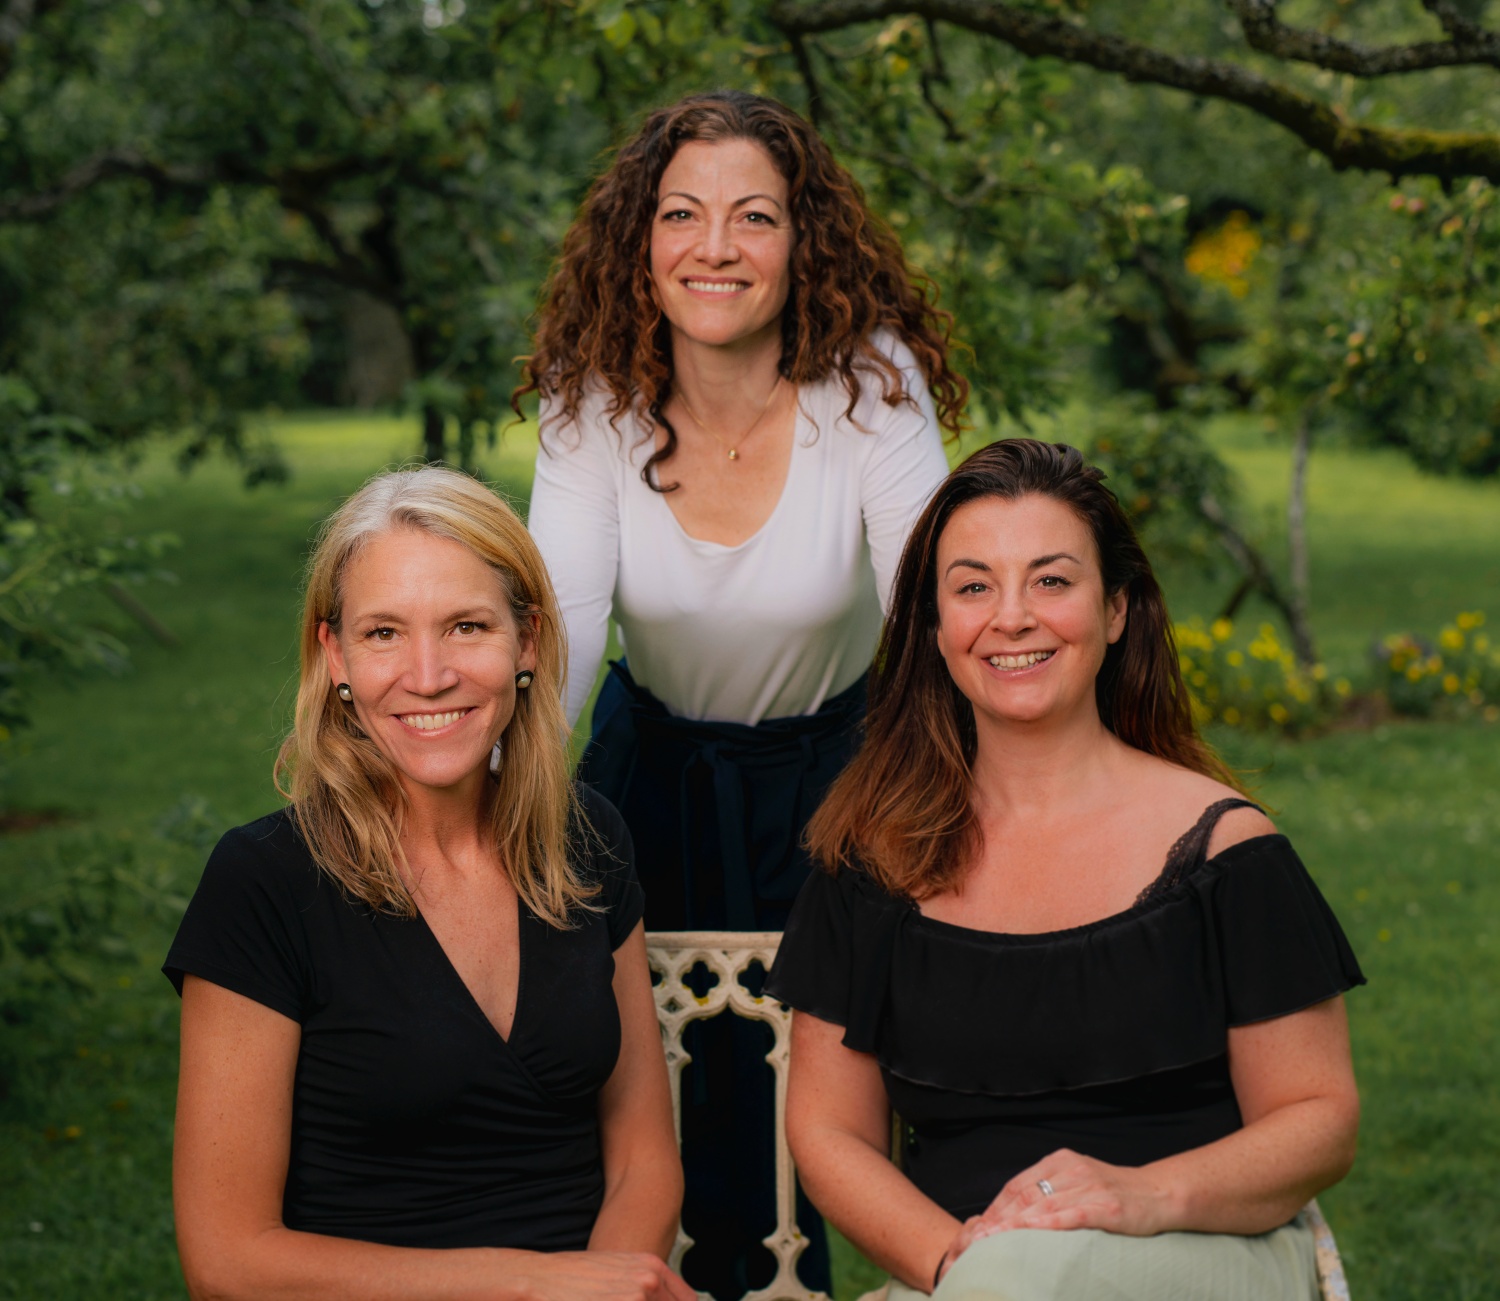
[400,710,466,730]
[685,280,745,294]
[987,651,1055,670]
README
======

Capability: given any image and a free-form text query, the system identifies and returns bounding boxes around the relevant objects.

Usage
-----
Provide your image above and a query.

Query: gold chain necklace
[675,376,784,461]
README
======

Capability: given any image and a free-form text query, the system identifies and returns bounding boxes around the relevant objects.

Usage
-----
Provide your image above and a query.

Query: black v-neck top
[164,785,644,1251]
[765,800,1365,1219]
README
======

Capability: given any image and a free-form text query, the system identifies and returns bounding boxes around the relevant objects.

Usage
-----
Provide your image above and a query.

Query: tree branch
[1423,0,1496,45]
[0,150,215,221]
[770,0,1500,182]
[1228,0,1500,75]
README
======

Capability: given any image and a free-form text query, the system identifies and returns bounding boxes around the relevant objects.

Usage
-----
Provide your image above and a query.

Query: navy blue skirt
[577,661,867,1298]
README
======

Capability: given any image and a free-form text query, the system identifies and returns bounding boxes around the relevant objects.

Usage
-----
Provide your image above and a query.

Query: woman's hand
[503,1250,698,1301]
[971,1149,1174,1239]
[931,1151,1168,1285]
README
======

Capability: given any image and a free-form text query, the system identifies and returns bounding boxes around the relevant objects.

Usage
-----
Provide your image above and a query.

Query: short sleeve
[765,867,857,1026]
[1205,837,1367,1026]
[574,785,644,950]
[162,812,315,1023]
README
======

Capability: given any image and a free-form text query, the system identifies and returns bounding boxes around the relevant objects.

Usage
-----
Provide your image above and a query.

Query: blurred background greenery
[2,1,1498,1297]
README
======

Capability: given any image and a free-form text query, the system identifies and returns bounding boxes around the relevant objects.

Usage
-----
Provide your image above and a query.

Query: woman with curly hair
[517,89,967,1298]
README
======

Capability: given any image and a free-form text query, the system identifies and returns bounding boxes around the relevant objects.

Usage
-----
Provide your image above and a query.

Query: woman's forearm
[588,1147,685,1259]
[791,1122,960,1292]
[1149,1092,1359,1235]
[180,1226,536,1301]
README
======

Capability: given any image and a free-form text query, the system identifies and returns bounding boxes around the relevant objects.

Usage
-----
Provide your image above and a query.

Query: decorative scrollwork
[646,931,830,1301]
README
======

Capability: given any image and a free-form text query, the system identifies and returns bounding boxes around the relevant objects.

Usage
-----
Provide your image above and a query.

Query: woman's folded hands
[936,1149,1176,1285]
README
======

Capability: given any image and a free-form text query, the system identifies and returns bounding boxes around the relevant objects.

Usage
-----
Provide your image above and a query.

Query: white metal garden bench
[645,930,1350,1301]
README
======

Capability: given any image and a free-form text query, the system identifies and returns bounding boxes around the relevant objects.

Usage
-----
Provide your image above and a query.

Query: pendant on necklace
[727,449,739,461]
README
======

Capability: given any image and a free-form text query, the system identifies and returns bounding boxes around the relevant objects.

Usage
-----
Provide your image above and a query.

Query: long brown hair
[274,466,594,926]
[806,438,1243,900]
[514,90,968,490]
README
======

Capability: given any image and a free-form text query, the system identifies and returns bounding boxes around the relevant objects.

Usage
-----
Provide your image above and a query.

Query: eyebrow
[659,190,786,211]
[352,606,501,624]
[942,552,1083,578]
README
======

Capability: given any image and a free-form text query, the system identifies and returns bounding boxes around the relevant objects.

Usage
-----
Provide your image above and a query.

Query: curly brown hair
[514,90,968,491]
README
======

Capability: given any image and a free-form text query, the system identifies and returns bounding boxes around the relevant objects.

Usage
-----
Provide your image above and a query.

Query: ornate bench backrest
[645,930,828,1301]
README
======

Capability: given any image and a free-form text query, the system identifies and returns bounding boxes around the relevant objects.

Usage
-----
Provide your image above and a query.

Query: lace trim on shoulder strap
[1134,797,1262,907]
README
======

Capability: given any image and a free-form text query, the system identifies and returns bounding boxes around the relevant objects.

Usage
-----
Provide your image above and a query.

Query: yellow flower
[1222,706,1242,726]
[1426,655,1443,672]
[1475,634,1490,653]
[1269,703,1290,724]
[1440,627,1464,651]
[1311,664,1328,681]
[1211,618,1233,642]
[1443,674,1461,694]
[1405,664,1424,682]
[1457,610,1485,630]
[1192,671,1208,688]
[1226,650,1244,667]
[1335,678,1352,696]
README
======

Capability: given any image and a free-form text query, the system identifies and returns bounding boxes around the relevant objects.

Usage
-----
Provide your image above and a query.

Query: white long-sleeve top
[529,333,950,727]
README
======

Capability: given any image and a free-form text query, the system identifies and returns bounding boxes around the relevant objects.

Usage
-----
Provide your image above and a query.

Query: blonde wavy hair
[274,466,594,927]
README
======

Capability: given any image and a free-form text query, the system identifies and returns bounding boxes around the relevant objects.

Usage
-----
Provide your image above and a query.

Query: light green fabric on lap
[886,1214,1318,1301]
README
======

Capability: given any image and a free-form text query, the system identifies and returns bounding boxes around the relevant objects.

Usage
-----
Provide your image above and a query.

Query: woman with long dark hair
[518,90,967,1297]
[770,439,1363,1299]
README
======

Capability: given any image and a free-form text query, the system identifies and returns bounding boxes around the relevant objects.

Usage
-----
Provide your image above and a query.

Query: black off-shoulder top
[764,800,1365,1220]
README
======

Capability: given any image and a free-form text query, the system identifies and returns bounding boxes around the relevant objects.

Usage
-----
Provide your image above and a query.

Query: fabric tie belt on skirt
[578,661,867,930]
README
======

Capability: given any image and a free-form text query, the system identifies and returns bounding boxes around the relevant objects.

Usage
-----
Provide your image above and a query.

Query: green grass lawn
[2,413,1497,1298]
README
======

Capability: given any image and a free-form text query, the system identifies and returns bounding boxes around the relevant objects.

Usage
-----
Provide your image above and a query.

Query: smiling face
[934,494,1129,729]
[317,528,536,801]
[649,137,793,356]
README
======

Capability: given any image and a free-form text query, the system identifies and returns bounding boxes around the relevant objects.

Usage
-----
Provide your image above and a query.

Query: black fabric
[163,785,643,1252]
[577,660,864,1299]
[765,815,1365,1221]
[577,659,866,931]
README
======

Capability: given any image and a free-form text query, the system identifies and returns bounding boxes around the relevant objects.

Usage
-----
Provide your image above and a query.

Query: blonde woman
[165,467,691,1301]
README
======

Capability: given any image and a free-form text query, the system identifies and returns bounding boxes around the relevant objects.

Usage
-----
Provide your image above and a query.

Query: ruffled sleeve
[1205,835,1366,1025]
[765,866,861,1028]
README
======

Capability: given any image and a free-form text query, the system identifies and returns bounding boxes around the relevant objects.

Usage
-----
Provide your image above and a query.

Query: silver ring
[1037,1178,1055,1197]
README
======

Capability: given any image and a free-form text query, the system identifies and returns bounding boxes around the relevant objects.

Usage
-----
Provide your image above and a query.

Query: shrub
[1375,611,1500,721]
[1174,617,1346,733]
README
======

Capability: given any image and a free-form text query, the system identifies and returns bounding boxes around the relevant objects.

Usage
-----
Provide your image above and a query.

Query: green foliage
[1375,611,1500,720]
[0,832,186,1098]
[0,378,177,742]
[1084,411,1242,572]
[1175,616,1344,734]
[1226,179,1500,477]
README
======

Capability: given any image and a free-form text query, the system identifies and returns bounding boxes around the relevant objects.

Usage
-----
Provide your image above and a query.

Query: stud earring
[488,737,503,777]
[336,683,353,702]
[515,671,534,690]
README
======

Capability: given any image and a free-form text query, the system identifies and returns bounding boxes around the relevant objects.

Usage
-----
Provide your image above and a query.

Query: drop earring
[488,737,503,778]
[515,670,534,690]
[336,683,353,702]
